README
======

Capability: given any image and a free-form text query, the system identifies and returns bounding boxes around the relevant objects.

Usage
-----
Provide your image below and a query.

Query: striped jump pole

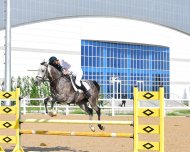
[20,130,133,138]
[21,119,133,125]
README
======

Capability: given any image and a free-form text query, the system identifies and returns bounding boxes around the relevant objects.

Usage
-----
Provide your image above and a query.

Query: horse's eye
[42,70,45,72]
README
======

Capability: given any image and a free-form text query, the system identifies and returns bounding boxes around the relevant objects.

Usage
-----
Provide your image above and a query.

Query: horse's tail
[93,81,100,92]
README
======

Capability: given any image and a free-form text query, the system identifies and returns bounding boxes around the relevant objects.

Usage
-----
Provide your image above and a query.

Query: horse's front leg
[48,98,57,117]
[44,97,51,114]
[51,99,56,110]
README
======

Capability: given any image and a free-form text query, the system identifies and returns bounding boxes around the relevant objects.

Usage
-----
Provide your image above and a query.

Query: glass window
[81,40,170,99]
[93,47,97,56]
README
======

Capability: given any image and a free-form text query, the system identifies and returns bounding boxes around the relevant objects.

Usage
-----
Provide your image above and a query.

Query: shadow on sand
[6,146,90,152]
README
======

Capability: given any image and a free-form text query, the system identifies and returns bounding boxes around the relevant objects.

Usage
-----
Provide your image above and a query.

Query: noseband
[36,75,48,82]
[36,64,49,83]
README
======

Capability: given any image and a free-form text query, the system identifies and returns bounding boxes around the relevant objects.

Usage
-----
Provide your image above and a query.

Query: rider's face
[54,60,60,65]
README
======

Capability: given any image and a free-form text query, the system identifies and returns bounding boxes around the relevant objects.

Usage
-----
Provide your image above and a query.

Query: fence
[19,98,190,116]
[0,87,165,152]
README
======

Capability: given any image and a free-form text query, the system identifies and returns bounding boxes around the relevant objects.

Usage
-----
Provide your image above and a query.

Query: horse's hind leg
[90,100,105,131]
[77,101,95,132]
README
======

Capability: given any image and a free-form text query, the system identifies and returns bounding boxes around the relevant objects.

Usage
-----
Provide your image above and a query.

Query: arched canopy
[0,0,190,35]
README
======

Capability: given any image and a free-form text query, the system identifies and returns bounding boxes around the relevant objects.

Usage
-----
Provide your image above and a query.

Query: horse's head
[35,61,48,85]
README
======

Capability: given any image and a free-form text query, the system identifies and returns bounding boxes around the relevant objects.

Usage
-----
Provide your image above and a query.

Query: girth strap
[69,75,83,93]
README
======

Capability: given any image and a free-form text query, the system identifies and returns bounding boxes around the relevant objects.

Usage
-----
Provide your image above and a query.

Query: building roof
[0,0,190,35]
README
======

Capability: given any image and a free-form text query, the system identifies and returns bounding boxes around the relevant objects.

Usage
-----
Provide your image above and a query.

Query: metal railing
[19,98,190,116]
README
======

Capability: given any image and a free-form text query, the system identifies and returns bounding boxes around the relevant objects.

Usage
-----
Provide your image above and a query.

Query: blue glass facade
[81,40,170,99]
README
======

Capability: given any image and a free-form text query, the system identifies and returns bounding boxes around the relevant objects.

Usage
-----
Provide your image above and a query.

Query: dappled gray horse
[35,61,104,131]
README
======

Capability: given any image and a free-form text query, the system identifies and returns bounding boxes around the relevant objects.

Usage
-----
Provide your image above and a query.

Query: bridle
[36,75,49,83]
[36,63,62,85]
[36,62,64,100]
[36,63,49,83]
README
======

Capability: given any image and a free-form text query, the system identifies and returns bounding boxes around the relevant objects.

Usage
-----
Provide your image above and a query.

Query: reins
[36,63,71,89]
[49,75,62,86]
[47,64,65,88]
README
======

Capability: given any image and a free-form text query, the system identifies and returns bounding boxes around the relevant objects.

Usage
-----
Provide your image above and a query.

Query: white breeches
[70,67,83,87]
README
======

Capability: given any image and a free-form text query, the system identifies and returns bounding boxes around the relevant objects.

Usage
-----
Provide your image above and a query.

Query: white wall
[0,17,190,98]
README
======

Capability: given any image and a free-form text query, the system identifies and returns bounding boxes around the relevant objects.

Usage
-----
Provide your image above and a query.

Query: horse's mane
[92,81,100,92]
[40,61,70,80]
[48,63,71,80]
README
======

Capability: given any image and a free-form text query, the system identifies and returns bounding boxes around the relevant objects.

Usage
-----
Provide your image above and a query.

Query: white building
[0,17,190,98]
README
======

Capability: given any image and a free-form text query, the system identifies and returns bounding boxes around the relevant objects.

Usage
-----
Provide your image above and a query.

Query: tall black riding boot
[80,83,91,99]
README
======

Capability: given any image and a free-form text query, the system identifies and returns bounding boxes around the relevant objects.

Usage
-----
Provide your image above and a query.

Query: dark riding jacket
[49,63,63,72]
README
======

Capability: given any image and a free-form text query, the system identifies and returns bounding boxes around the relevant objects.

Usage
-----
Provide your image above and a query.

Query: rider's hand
[63,70,69,75]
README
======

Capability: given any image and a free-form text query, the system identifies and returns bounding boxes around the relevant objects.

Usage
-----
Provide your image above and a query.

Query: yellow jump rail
[20,130,133,138]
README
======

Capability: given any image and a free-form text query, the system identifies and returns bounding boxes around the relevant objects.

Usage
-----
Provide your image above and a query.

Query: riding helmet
[49,56,58,64]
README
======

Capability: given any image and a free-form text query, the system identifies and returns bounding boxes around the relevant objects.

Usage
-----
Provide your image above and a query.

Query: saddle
[69,74,90,93]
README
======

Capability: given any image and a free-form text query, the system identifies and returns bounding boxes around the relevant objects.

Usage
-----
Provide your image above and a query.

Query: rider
[48,56,91,99]
[49,56,63,71]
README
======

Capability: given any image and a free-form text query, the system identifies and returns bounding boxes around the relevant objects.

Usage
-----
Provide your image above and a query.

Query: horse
[35,61,104,132]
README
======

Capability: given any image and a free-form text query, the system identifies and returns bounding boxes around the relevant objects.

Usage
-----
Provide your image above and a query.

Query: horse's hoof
[90,126,95,132]
[48,112,53,117]
[42,112,48,115]
[101,126,105,131]
[98,124,105,131]
[48,111,57,117]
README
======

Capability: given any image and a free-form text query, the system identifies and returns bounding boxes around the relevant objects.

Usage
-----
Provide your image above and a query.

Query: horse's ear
[44,62,48,66]
[40,61,45,65]
[40,60,47,66]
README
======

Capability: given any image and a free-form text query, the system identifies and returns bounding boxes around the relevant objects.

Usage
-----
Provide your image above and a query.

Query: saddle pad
[82,81,90,90]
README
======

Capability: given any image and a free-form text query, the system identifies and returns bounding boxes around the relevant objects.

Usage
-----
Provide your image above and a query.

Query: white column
[4,0,11,106]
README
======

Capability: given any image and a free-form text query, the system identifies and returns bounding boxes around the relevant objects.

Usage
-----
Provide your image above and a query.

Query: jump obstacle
[0,87,164,152]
